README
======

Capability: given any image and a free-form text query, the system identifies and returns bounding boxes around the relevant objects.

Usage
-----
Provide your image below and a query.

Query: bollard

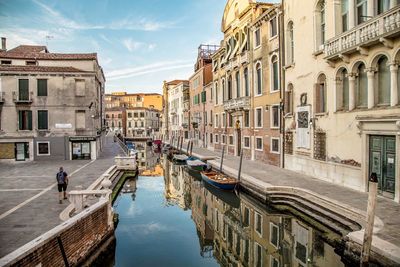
[360,172,378,266]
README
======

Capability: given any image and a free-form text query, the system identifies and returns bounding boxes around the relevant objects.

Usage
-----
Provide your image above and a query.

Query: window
[222,113,226,127]
[244,136,250,148]
[18,79,29,100]
[339,68,349,109]
[271,256,279,267]
[228,75,232,100]
[255,107,262,128]
[215,114,219,128]
[255,62,262,95]
[135,121,138,127]
[37,110,48,130]
[228,114,233,128]
[210,110,213,125]
[357,63,368,107]
[254,28,261,48]
[201,91,206,103]
[356,0,368,25]
[215,134,219,143]
[37,142,50,156]
[321,1,326,43]
[18,110,32,130]
[203,111,207,125]
[215,82,219,105]
[222,79,226,101]
[316,0,326,49]
[271,105,280,128]
[235,71,240,98]
[26,61,36,65]
[210,133,213,144]
[377,56,390,105]
[244,110,250,127]
[128,121,131,128]
[244,68,249,96]
[76,111,85,129]
[75,79,85,96]
[134,112,138,118]
[1,60,11,64]
[128,112,132,118]
[229,135,234,145]
[256,137,263,150]
[287,21,294,64]
[377,0,390,15]
[285,84,293,115]
[37,79,47,96]
[271,55,279,92]
[118,114,122,118]
[140,112,145,118]
[315,74,327,113]
[210,86,213,100]
[271,138,280,153]
[270,223,279,248]
[341,0,349,32]
[254,243,262,267]
[270,17,277,38]
[193,77,200,89]
[222,134,226,144]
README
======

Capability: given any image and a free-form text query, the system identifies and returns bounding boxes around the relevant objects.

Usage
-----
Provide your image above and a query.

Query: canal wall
[0,200,113,267]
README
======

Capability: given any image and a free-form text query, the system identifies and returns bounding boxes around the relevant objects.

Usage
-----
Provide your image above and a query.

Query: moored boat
[200,171,239,190]
[186,157,207,171]
[173,154,188,162]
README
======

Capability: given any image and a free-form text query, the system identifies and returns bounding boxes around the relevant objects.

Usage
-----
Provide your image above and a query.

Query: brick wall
[1,200,112,267]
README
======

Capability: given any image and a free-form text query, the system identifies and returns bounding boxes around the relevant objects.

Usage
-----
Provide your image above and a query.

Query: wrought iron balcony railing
[13,91,33,104]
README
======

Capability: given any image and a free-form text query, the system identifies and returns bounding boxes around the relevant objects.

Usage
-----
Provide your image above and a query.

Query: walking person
[56,167,69,204]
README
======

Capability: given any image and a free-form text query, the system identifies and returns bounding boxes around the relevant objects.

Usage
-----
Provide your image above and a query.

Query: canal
[99,145,351,266]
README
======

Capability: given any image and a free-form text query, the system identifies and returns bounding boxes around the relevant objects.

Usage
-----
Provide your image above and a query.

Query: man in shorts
[56,167,69,204]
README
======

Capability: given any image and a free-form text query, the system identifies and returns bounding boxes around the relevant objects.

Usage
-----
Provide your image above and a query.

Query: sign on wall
[296,106,310,149]
[56,123,72,129]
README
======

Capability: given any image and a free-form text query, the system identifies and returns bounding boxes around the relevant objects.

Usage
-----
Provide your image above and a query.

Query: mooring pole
[187,140,191,155]
[190,141,194,157]
[360,173,378,266]
[180,136,183,151]
[57,236,69,267]
[237,149,243,181]
[220,145,225,173]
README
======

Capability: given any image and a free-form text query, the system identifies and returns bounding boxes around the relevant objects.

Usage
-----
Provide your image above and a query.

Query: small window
[256,137,263,150]
[243,206,250,226]
[210,133,213,144]
[270,17,277,38]
[255,212,262,235]
[271,256,279,267]
[18,110,32,130]
[128,113,132,118]
[244,136,250,148]
[215,134,219,143]
[228,114,233,128]
[271,105,280,128]
[229,135,234,145]
[128,121,131,127]
[254,243,262,267]
[1,60,11,65]
[37,142,50,156]
[222,135,226,144]
[256,107,262,128]
[76,110,85,129]
[37,79,47,96]
[244,110,250,127]
[270,223,279,248]
[222,113,226,127]
[118,114,122,118]
[215,114,219,128]
[255,63,262,95]
[244,68,249,96]
[271,56,279,92]
[26,61,36,66]
[37,110,48,130]
[134,112,138,118]
[254,28,261,48]
[271,138,280,153]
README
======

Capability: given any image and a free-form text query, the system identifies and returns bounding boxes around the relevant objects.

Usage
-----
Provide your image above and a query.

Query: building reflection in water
[161,158,345,267]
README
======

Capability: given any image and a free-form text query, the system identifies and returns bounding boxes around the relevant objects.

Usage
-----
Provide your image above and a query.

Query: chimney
[1,37,6,52]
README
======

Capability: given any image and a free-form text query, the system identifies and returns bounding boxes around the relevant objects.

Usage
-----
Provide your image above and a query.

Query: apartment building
[0,39,105,161]
[105,107,126,136]
[167,80,189,138]
[105,92,162,110]
[282,0,400,201]
[189,45,218,147]
[211,0,282,166]
[125,107,160,138]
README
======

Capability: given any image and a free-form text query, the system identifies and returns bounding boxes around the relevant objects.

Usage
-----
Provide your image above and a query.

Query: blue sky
[0,0,279,94]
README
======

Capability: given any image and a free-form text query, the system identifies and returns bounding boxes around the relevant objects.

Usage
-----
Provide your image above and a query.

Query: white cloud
[122,38,143,52]
[99,34,112,43]
[148,44,156,51]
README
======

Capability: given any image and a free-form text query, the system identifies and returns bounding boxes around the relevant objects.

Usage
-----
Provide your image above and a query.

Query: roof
[165,80,188,86]
[0,65,89,73]
[106,93,161,96]
[0,45,97,60]
[126,107,160,112]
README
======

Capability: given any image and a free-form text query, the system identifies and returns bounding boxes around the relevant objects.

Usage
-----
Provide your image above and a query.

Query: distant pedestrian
[56,167,69,204]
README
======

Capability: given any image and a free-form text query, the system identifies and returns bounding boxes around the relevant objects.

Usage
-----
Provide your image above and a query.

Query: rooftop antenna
[45,35,53,47]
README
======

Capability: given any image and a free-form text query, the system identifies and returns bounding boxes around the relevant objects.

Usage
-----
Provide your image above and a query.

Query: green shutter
[37,79,47,96]
[38,110,48,130]
[18,111,23,130]
[19,79,29,100]
[27,110,32,130]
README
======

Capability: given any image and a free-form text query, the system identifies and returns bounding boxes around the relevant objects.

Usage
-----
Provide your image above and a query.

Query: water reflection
[109,150,346,267]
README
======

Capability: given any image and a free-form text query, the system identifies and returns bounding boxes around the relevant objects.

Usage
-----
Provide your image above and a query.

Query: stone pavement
[0,136,125,257]
[171,142,400,250]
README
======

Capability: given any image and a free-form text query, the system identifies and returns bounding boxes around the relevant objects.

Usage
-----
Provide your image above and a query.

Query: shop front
[69,137,96,160]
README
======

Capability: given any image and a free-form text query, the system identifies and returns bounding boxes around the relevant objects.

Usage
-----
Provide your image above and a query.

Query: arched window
[235,71,240,98]
[255,63,262,95]
[357,63,368,107]
[337,68,349,110]
[271,55,279,92]
[287,21,294,64]
[244,67,249,96]
[315,74,327,113]
[222,79,226,101]
[285,83,293,115]
[228,75,232,100]
[215,82,219,105]
[315,0,326,49]
[377,56,390,105]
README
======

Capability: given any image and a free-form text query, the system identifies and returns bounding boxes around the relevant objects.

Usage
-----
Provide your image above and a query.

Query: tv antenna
[45,35,53,47]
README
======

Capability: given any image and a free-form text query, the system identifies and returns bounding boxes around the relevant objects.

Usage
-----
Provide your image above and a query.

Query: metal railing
[12,91,33,103]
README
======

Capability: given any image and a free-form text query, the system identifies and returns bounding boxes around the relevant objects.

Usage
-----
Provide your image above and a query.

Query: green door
[369,135,396,197]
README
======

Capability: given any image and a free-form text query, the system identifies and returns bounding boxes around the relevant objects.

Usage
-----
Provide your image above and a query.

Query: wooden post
[220,145,225,173]
[237,149,243,181]
[180,136,183,151]
[360,172,378,266]
[187,140,191,154]
[190,141,194,157]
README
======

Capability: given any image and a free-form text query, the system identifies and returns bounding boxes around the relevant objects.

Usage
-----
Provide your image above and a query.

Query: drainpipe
[279,3,286,169]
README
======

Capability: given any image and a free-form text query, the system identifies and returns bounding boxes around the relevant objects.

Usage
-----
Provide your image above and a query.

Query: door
[369,135,396,197]
[15,143,26,161]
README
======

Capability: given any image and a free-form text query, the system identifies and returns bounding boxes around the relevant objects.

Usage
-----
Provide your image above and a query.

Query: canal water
[104,144,350,266]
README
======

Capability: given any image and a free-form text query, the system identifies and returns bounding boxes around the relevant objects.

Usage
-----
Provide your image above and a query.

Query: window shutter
[19,79,29,100]
[18,111,23,130]
[37,79,47,96]
[27,110,32,130]
[38,110,48,130]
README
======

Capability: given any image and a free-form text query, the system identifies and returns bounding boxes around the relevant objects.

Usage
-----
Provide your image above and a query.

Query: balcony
[223,96,250,112]
[225,61,232,72]
[325,6,400,61]
[13,91,33,104]
[240,51,249,65]
[181,123,189,128]
[0,92,4,104]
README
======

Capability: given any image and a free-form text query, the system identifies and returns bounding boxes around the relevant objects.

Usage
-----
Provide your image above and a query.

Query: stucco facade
[167,81,189,139]
[282,0,400,201]
[125,107,160,138]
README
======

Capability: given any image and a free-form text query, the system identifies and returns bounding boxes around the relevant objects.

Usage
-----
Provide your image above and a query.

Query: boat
[173,154,188,163]
[200,170,240,190]
[166,149,179,158]
[186,157,207,172]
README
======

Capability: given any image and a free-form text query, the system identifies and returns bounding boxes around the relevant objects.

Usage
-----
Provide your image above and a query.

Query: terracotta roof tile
[165,79,188,85]
[0,45,97,60]
[0,65,90,73]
